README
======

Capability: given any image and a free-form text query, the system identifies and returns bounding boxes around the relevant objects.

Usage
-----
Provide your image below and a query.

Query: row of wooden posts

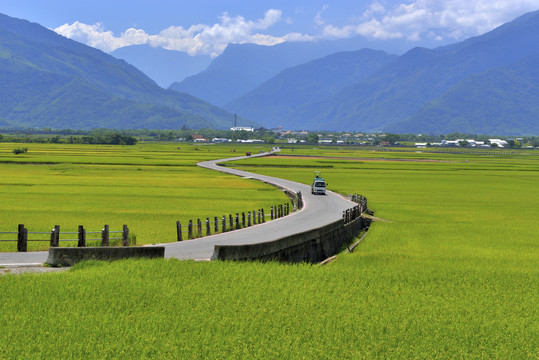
[176,203,291,241]
[343,194,369,225]
[349,194,368,211]
[0,225,129,252]
[343,206,362,225]
[2,192,303,250]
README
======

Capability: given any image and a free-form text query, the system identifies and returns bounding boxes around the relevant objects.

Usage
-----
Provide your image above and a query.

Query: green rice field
[0,144,538,358]
[0,142,288,250]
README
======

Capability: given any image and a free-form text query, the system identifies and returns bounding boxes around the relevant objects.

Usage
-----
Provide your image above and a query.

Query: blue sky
[1,0,539,56]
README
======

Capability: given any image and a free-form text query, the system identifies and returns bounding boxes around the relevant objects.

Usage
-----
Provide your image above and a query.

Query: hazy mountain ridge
[0,13,240,130]
[111,45,212,88]
[168,36,413,106]
[224,49,397,127]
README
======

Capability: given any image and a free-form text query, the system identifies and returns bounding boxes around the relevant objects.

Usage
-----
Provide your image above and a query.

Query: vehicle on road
[311,172,327,195]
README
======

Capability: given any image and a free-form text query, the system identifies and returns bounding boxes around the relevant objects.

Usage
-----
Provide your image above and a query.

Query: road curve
[162,151,357,260]
[0,151,357,265]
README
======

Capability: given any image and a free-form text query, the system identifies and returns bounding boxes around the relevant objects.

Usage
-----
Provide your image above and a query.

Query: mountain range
[224,49,397,128]
[2,9,539,135]
[168,36,412,106]
[220,10,539,134]
[111,45,211,88]
[0,13,243,130]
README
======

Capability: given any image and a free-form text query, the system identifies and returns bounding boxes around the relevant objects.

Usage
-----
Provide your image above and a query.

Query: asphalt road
[162,152,356,260]
[0,151,356,265]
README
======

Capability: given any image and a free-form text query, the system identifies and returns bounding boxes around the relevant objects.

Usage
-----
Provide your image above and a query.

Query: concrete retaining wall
[211,216,369,263]
[46,246,165,267]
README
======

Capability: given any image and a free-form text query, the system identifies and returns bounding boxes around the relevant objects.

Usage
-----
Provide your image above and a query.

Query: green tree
[507,140,521,148]
[307,133,319,144]
[385,133,400,145]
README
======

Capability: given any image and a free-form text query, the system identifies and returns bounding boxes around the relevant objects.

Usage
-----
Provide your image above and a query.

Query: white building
[237,139,263,143]
[489,139,508,148]
[231,126,254,132]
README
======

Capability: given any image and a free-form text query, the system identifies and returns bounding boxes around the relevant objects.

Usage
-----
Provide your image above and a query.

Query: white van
[311,176,327,195]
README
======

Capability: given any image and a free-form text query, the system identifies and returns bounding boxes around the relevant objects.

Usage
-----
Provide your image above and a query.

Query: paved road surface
[0,152,356,265]
[162,152,355,260]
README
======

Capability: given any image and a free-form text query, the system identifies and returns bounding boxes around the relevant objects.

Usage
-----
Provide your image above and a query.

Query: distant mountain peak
[0,12,243,130]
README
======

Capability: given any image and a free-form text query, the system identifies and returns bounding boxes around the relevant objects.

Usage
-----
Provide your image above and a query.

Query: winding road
[0,151,356,265]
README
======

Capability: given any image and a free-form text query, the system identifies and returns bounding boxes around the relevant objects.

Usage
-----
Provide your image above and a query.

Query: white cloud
[54,22,130,52]
[362,2,386,19]
[321,0,539,42]
[54,9,304,57]
[314,4,330,26]
[54,2,539,55]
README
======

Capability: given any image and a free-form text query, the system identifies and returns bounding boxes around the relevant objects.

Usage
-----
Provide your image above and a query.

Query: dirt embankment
[270,155,451,163]
[0,265,68,276]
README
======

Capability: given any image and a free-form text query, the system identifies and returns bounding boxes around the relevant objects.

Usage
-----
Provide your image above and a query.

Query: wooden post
[235,213,240,230]
[214,217,219,233]
[229,214,233,231]
[176,221,183,241]
[188,220,193,239]
[253,210,257,225]
[78,225,86,247]
[261,209,265,223]
[258,210,261,223]
[271,206,274,220]
[222,216,226,233]
[242,212,246,227]
[101,225,109,247]
[197,219,202,237]
[50,225,60,248]
[17,224,27,252]
[122,225,129,246]
[206,218,211,236]
[248,212,251,226]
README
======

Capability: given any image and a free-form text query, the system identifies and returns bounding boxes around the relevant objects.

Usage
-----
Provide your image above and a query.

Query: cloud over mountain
[55,9,312,56]
[53,1,539,57]
[320,0,539,42]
